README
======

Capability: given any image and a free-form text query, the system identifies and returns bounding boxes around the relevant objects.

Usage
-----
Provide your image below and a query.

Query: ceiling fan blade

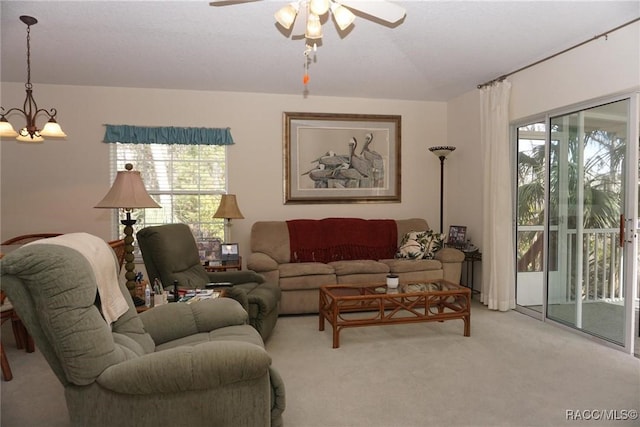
[338,0,406,24]
[209,0,262,6]
[290,6,308,36]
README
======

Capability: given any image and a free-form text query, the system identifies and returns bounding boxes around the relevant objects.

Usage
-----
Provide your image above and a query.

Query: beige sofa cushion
[328,260,389,276]
[279,262,334,278]
[380,258,442,273]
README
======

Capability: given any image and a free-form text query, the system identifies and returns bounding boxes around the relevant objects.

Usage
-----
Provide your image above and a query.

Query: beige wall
[509,21,640,121]
[445,20,639,290]
[0,85,447,260]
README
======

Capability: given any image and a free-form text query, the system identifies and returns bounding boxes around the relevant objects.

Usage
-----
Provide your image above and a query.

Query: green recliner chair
[137,223,281,341]
[0,233,285,427]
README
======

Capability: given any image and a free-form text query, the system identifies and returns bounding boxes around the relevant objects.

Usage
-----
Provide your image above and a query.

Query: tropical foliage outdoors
[517,99,629,301]
[115,143,227,241]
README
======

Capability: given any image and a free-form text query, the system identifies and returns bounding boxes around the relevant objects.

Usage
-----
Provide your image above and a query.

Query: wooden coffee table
[319,280,471,348]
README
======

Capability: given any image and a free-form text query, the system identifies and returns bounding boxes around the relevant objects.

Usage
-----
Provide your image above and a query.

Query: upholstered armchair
[137,223,281,341]
[0,233,285,427]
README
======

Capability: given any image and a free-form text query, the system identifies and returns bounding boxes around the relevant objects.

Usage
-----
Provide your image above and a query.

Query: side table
[462,250,481,297]
[204,256,242,272]
[137,288,227,313]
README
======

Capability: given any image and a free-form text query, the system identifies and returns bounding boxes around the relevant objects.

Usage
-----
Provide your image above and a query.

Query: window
[111,142,227,240]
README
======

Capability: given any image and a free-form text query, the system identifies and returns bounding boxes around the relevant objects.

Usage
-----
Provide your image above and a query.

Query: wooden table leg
[332,301,340,349]
[319,291,325,331]
[1,344,13,381]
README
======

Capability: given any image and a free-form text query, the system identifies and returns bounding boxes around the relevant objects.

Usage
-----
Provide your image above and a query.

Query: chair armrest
[138,298,248,346]
[247,252,278,273]
[434,247,465,263]
[97,341,271,394]
[206,270,265,284]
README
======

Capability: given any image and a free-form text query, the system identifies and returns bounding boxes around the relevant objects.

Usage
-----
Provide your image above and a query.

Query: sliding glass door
[515,96,638,352]
[515,122,546,316]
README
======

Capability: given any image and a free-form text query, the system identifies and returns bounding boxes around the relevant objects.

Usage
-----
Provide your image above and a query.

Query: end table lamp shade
[213,194,244,242]
[95,164,160,295]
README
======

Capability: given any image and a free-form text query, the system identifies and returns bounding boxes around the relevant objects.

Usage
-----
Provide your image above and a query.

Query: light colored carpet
[1,300,639,427]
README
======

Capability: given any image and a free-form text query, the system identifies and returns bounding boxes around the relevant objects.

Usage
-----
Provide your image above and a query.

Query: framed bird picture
[284,112,401,204]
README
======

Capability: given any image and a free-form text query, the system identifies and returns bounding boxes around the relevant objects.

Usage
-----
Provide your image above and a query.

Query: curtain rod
[477,17,640,89]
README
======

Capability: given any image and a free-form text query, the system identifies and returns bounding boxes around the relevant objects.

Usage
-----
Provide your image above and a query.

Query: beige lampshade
[95,164,160,209]
[309,0,330,15]
[331,3,355,30]
[275,2,299,29]
[305,13,323,39]
[213,194,244,220]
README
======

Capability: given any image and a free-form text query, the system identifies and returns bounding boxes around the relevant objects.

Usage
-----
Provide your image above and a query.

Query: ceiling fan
[210,0,406,39]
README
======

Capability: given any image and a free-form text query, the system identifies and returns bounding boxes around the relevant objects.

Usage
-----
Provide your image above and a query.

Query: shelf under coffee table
[318,280,471,348]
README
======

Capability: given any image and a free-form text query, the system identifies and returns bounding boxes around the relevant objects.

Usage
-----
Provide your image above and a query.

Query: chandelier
[0,16,66,143]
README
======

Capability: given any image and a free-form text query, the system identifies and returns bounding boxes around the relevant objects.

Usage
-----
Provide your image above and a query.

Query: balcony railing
[517,226,625,303]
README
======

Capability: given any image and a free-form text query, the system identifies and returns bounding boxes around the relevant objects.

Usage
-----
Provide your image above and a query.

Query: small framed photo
[447,225,467,248]
[221,243,239,262]
[197,238,222,264]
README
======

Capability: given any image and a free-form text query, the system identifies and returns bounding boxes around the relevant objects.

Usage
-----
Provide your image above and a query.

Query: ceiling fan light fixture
[331,3,355,31]
[309,0,330,16]
[305,13,323,39]
[275,2,300,30]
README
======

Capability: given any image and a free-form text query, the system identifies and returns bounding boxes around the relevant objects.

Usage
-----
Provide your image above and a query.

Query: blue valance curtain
[103,125,234,145]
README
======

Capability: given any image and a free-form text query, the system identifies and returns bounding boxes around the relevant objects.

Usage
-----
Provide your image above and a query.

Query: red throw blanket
[287,218,397,263]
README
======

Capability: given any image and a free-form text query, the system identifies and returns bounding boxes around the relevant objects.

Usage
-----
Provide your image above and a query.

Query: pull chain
[303,43,317,85]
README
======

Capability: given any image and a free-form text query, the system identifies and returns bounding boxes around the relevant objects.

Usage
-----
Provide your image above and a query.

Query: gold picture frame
[284,112,401,204]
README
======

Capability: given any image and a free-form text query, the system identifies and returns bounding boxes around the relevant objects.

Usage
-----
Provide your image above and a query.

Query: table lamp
[95,163,160,295]
[213,194,244,242]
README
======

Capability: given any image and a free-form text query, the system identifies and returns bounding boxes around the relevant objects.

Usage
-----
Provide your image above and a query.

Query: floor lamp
[213,194,244,243]
[428,146,456,233]
[95,163,160,295]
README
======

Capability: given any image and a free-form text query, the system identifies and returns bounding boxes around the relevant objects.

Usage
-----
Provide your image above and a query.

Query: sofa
[0,233,285,427]
[248,218,465,314]
[137,223,281,341]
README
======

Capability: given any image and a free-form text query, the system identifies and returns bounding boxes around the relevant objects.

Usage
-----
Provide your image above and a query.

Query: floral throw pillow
[423,230,445,259]
[395,231,429,259]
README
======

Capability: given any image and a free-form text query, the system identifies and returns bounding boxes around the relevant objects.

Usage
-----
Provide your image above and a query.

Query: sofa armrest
[247,252,279,273]
[434,247,465,263]
[97,340,271,394]
[139,298,248,346]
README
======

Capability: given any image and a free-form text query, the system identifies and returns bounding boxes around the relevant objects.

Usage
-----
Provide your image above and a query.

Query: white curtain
[480,80,516,311]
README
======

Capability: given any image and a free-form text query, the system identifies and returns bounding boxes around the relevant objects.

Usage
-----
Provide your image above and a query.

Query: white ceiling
[1,1,638,102]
